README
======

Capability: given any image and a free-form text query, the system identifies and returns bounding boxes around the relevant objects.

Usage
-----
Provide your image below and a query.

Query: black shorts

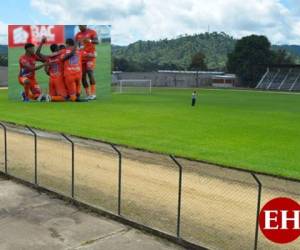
[192,99,196,106]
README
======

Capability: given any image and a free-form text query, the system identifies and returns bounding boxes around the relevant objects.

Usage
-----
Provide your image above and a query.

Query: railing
[0,122,299,250]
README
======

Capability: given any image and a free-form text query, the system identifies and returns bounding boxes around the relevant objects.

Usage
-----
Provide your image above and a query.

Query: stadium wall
[0,67,7,87]
[112,71,231,88]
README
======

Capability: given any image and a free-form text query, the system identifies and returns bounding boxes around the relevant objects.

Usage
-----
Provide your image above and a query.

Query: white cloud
[26,0,300,45]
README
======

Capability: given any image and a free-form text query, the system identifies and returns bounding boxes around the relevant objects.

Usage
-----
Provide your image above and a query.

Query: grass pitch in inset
[8,43,111,100]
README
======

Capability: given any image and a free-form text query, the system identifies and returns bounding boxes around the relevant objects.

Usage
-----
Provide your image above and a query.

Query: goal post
[115,79,152,94]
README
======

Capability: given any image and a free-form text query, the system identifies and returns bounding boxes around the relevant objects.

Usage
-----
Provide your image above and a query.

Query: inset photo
[8,25,111,102]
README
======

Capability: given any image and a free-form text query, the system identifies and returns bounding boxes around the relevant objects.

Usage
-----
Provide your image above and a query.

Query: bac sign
[8,25,64,47]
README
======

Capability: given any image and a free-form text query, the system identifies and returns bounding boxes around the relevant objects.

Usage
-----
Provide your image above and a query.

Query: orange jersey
[75,28,97,54]
[47,53,64,79]
[49,78,67,97]
[19,54,40,79]
[81,50,96,62]
[62,48,82,77]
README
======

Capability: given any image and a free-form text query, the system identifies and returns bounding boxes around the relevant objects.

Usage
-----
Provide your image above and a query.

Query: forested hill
[273,45,300,57]
[112,33,300,71]
[112,32,236,71]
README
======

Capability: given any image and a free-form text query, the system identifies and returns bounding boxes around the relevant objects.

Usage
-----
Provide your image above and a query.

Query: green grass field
[8,43,111,99]
[0,88,299,180]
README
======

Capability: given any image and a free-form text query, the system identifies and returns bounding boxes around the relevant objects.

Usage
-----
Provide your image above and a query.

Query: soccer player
[61,38,82,102]
[18,43,47,102]
[36,39,68,102]
[192,91,197,106]
[75,25,99,100]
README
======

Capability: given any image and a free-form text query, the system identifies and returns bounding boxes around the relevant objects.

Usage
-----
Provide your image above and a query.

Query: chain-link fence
[0,122,299,250]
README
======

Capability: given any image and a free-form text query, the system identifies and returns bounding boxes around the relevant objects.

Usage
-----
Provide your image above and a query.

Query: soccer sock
[70,95,77,102]
[91,84,96,95]
[76,84,81,97]
[85,87,90,96]
[32,94,40,100]
[28,93,35,100]
[51,96,65,102]
[24,85,31,99]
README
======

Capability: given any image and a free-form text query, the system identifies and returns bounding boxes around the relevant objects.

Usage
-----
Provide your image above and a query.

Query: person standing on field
[61,38,83,102]
[75,25,99,100]
[192,91,197,106]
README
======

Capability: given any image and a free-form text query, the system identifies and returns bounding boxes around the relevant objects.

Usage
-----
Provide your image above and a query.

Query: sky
[1,0,300,45]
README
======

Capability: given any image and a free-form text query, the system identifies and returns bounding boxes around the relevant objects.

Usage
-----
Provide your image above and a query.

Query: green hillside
[272,45,300,64]
[112,32,236,71]
[273,44,300,57]
[112,32,300,72]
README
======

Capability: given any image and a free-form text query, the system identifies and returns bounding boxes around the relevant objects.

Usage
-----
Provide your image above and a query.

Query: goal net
[114,79,152,94]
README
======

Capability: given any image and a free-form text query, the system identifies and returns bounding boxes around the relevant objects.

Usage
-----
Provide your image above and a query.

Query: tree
[159,62,183,71]
[112,57,130,71]
[189,52,207,70]
[227,35,273,88]
[0,55,7,66]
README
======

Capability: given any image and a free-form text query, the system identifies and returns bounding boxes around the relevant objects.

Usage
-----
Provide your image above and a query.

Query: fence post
[62,134,75,199]
[170,155,183,238]
[111,144,122,216]
[251,173,262,250]
[0,122,7,174]
[26,126,38,185]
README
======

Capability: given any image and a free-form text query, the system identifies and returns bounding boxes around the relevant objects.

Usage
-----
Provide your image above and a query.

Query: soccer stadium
[1,24,300,250]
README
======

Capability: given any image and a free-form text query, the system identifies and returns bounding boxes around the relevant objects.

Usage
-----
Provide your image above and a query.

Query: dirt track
[0,126,299,250]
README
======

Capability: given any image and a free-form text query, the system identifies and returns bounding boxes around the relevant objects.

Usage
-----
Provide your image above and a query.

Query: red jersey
[19,54,40,79]
[81,50,96,62]
[75,28,97,54]
[61,48,82,77]
[47,53,64,79]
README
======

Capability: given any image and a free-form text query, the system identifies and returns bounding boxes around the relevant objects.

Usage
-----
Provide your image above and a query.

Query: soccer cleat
[45,94,51,102]
[21,91,25,100]
[21,92,30,102]
[37,94,47,102]
[88,95,97,100]
[76,97,89,102]
[37,94,44,102]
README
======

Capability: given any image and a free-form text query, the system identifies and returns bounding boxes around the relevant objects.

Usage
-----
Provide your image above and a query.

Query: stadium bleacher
[256,65,300,91]
[280,69,300,91]
[293,77,300,91]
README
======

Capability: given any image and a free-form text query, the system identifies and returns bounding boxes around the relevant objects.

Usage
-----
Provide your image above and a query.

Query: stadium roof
[213,74,237,79]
